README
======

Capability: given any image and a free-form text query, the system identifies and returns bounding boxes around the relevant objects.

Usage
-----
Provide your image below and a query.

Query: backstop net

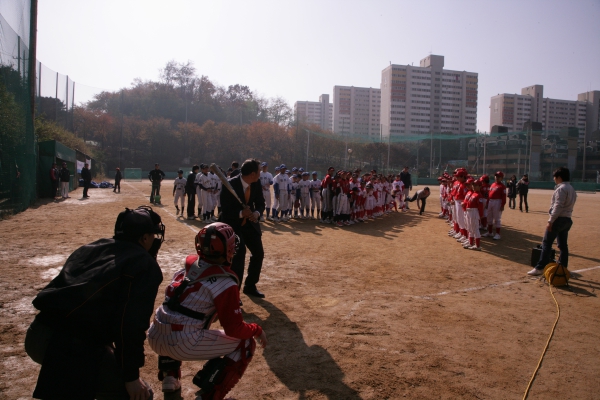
[124,168,142,181]
[0,4,36,216]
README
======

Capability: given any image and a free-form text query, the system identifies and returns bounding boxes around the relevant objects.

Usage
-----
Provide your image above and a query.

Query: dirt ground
[1,180,599,400]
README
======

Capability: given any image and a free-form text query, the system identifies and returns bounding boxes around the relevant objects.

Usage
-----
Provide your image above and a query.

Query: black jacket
[516,179,529,195]
[59,167,70,182]
[400,171,412,188]
[186,171,197,194]
[81,167,92,182]
[32,238,163,398]
[115,170,122,182]
[219,175,265,233]
[148,169,165,183]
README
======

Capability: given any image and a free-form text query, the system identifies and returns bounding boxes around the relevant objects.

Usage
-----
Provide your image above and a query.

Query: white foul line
[124,181,198,234]
[406,265,600,299]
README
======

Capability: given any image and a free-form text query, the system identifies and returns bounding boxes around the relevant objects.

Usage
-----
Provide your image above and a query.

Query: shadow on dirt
[243,298,361,400]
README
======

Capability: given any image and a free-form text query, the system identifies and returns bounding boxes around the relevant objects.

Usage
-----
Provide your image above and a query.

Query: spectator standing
[148,163,165,204]
[506,175,517,209]
[230,161,241,178]
[399,166,412,209]
[516,174,530,212]
[528,167,577,276]
[113,167,122,193]
[59,162,70,199]
[81,163,92,199]
[186,165,199,220]
[49,163,59,198]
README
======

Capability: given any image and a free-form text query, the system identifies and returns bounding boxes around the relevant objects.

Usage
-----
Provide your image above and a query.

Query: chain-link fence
[0,6,36,215]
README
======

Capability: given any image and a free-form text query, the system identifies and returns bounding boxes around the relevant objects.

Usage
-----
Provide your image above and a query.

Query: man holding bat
[217,159,267,298]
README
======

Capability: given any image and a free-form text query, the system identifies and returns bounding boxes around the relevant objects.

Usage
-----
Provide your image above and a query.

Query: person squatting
[439,168,506,251]
[148,222,267,399]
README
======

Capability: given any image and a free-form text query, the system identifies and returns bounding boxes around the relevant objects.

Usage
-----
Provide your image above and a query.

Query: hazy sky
[30,0,600,132]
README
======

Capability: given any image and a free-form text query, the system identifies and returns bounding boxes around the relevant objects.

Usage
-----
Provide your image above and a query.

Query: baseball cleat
[493,234,501,240]
[527,268,543,276]
[162,376,181,393]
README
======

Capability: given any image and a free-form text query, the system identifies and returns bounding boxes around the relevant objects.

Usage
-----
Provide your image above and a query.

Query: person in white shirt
[259,162,273,221]
[173,169,187,216]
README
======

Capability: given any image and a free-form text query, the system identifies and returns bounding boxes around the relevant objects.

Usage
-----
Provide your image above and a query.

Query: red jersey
[462,190,474,211]
[480,182,490,199]
[322,174,334,190]
[454,181,468,201]
[465,191,484,217]
[489,182,507,207]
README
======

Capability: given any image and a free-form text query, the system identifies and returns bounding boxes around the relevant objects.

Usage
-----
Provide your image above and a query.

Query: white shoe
[527,268,543,276]
[453,233,462,239]
[273,217,280,222]
[493,234,501,240]
[468,245,481,251]
[267,216,273,221]
[211,216,218,222]
[162,376,181,392]
[260,216,265,222]
[481,232,491,237]
[344,221,350,226]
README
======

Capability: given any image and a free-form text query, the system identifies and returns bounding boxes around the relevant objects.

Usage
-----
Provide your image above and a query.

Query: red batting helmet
[195,222,239,266]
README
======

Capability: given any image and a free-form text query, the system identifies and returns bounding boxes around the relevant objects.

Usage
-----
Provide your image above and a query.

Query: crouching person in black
[25,206,165,400]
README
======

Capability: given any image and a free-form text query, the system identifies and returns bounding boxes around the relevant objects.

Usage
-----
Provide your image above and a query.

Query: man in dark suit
[81,163,92,198]
[219,159,266,298]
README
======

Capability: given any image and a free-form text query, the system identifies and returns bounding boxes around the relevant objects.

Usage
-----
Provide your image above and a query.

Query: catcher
[148,222,267,400]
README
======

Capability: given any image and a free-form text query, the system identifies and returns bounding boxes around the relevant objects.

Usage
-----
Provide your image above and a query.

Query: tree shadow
[243,299,361,399]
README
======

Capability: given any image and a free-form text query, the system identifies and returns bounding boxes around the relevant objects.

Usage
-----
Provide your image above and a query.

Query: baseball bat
[209,163,245,206]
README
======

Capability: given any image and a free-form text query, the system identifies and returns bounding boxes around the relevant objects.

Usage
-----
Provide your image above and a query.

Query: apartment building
[380,54,478,137]
[332,86,381,137]
[489,85,593,140]
[294,94,333,130]
[577,90,600,141]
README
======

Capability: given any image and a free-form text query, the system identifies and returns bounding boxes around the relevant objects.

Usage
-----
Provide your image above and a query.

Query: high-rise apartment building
[380,55,478,137]
[577,90,600,141]
[490,85,589,139]
[294,94,333,131]
[332,86,381,137]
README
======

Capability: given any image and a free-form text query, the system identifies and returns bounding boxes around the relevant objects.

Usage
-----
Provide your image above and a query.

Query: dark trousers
[508,196,516,209]
[150,183,161,202]
[187,192,196,217]
[407,194,427,214]
[519,193,529,211]
[51,180,59,198]
[534,217,573,270]
[25,318,153,399]
[231,225,264,289]
[83,181,91,197]
[114,181,121,192]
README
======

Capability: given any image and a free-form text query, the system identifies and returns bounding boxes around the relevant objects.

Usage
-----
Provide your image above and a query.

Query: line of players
[172,164,223,221]
[259,163,411,227]
[438,168,507,250]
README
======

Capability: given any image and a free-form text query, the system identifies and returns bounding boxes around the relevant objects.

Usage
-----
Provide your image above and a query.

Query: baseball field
[1,181,599,400]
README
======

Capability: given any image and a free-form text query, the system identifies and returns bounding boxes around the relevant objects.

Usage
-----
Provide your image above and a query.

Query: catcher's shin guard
[193,339,256,400]
[158,355,182,381]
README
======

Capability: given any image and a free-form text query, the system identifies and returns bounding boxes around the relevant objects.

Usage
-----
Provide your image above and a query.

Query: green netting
[0,8,36,216]
[124,168,142,181]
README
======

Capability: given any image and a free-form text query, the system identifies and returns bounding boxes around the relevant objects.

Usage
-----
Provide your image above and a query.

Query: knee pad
[158,356,182,380]
[193,339,256,400]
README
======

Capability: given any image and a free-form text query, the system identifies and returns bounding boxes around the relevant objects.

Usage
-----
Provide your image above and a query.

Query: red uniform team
[438,168,507,250]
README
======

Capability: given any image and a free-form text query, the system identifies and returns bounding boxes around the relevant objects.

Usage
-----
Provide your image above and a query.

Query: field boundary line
[406,265,600,299]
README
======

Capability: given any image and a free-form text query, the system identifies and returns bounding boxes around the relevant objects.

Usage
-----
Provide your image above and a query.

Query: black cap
[114,206,164,241]
[178,169,184,174]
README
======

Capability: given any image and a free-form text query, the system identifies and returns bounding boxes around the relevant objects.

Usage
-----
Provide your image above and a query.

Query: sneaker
[527,268,543,276]
[468,245,481,251]
[337,221,344,227]
[273,217,280,222]
[493,234,501,240]
[162,376,181,392]
[210,216,218,222]
[187,216,195,220]
[260,216,265,222]
[453,233,462,239]
[267,216,273,221]
[343,221,350,226]
[481,232,491,237]
[310,216,315,220]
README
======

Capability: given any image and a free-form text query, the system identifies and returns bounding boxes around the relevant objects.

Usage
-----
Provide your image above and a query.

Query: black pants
[231,225,264,289]
[519,193,529,211]
[25,318,153,399]
[407,194,427,214]
[187,192,196,217]
[508,196,516,209]
[114,181,121,192]
[83,181,91,197]
[51,180,59,198]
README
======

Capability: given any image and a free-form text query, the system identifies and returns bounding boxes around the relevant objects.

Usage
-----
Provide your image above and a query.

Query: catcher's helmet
[195,222,239,266]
